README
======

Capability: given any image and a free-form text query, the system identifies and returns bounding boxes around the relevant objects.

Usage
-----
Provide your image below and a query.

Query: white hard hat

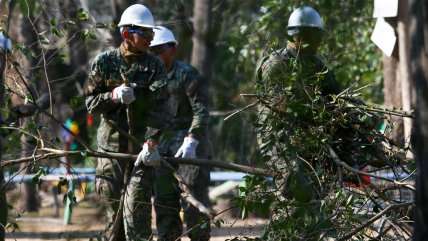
[118,4,156,29]
[287,6,324,34]
[150,26,178,47]
[0,32,12,51]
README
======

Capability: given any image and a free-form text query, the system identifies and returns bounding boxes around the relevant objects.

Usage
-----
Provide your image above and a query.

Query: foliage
[201,0,383,168]
[0,0,413,240]
[233,39,413,240]
[236,78,413,239]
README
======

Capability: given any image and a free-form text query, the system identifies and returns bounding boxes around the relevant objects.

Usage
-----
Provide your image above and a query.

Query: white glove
[135,142,161,167]
[175,136,199,159]
[112,83,137,104]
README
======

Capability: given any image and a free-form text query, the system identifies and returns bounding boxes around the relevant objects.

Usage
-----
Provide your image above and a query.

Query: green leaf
[406,160,416,172]
[50,18,57,26]
[77,8,90,20]
[51,28,63,37]
[81,150,88,157]
[95,23,107,29]
[65,20,76,25]
[200,221,208,229]
[345,195,354,207]
[69,96,84,110]
[40,35,51,45]
[80,29,97,41]
[214,219,224,228]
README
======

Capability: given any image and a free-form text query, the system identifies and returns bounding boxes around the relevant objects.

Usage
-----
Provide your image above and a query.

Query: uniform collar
[167,61,177,80]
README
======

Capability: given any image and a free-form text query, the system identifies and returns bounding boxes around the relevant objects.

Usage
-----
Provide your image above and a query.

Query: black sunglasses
[151,42,176,53]
[128,29,155,38]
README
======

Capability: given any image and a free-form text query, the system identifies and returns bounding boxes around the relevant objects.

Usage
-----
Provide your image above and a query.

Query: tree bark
[13,5,40,213]
[409,0,428,240]
[397,0,413,150]
[0,39,8,241]
[382,50,404,146]
[175,1,193,62]
[191,0,212,82]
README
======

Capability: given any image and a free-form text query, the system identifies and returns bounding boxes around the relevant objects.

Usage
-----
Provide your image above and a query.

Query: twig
[339,97,414,118]
[338,202,413,241]
[224,101,259,121]
[3,86,93,151]
[327,145,415,191]
[161,159,215,219]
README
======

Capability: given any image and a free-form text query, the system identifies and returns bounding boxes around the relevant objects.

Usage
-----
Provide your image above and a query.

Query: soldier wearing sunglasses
[84,4,169,240]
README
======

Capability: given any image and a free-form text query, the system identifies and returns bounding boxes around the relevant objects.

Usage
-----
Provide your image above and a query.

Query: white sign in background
[371,18,397,57]
[373,0,398,17]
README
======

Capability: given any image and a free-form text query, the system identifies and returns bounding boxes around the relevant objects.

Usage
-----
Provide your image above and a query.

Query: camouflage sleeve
[182,65,209,139]
[145,57,169,142]
[256,54,288,94]
[84,53,118,114]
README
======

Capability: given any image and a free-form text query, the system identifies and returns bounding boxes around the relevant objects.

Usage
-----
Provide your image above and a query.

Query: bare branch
[327,145,415,191]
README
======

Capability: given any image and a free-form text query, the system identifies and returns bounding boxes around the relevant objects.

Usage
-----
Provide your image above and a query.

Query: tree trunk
[0,40,8,241]
[397,0,413,151]
[191,0,213,82]
[409,0,428,240]
[10,3,40,213]
[382,51,404,146]
[175,1,193,62]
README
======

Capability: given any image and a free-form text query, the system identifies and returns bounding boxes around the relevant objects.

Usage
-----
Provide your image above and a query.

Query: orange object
[87,114,93,126]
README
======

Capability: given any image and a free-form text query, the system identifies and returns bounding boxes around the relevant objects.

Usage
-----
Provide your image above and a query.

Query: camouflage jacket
[256,44,339,96]
[162,61,209,140]
[84,47,168,152]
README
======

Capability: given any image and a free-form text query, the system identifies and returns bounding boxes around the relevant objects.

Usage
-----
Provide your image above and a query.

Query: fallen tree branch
[161,159,215,220]
[2,148,270,176]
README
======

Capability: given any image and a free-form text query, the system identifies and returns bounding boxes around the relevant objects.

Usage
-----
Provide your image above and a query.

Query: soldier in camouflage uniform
[255,7,341,239]
[149,26,211,241]
[84,4,168,240]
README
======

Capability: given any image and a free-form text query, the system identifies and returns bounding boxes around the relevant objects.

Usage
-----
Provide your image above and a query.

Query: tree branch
[327,145,415,191]
[2,148,271,176]
[338,202,414,241]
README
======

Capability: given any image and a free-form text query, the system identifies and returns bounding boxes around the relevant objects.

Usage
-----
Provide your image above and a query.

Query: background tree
[0,33,9,241]
[409,0,428,240]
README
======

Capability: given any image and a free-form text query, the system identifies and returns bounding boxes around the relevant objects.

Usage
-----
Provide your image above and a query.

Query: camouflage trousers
[95,152,154,241]
[155,130,211,241]
[123,164,155,240]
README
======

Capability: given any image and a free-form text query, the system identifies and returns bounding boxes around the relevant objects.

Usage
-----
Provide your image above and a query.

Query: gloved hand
[135,142,161,167]
[112,83,137,104]
[175,136,199,159]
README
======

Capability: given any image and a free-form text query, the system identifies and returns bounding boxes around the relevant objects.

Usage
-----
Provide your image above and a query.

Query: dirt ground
[5,198,268,241]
